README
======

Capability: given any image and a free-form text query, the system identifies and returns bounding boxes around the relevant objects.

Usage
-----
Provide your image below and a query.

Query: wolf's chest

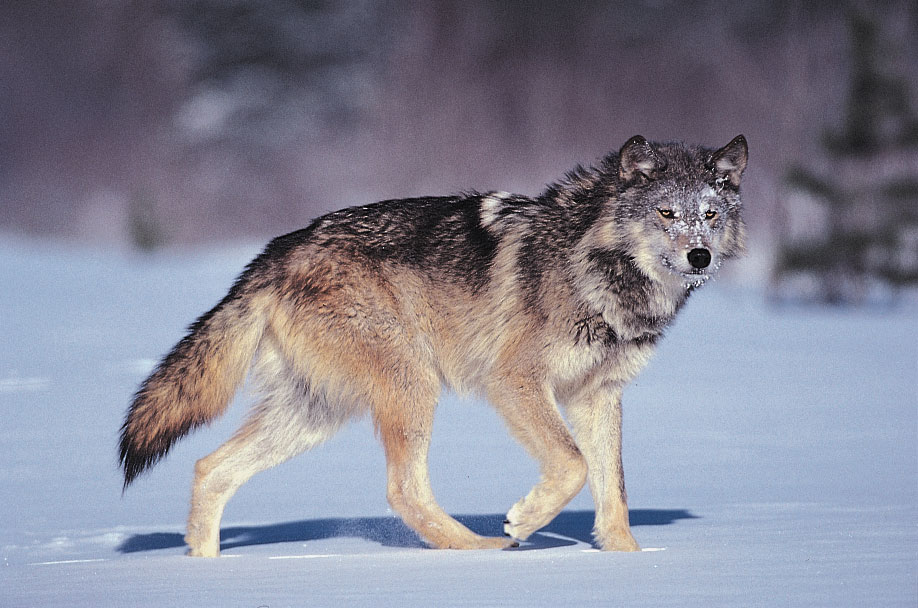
[571,312,665,349]
[546,314,656,393]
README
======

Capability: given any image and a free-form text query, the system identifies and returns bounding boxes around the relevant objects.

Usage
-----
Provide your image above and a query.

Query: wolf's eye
[657,208,674,219]
[705,210,717,220]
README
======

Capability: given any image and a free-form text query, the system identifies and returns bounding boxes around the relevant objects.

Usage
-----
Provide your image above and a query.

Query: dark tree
[774,10,918,305]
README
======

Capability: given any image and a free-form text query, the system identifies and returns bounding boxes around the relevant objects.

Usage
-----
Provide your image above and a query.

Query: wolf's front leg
[488,376,588,542]
[377,377,515,550]
[568,383,640,551]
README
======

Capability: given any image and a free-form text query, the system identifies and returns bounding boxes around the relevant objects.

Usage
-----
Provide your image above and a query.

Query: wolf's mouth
[680,270,710,283]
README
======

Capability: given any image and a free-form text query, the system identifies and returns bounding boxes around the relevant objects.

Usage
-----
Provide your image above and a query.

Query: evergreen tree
[775,10,918,305]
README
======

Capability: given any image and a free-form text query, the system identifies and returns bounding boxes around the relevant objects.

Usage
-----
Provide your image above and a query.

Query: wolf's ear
[619,135,666,183]
[708,135,748,188]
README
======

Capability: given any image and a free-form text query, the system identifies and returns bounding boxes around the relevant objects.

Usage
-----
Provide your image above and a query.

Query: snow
[0,236,915,606]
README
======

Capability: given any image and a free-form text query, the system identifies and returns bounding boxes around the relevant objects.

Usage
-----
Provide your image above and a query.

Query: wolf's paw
[184,533,220,557]
[186,545,220,558]
[502,501,544,541]
[434,534,518,550]
[469,536,519,550]
[595,528,641,552]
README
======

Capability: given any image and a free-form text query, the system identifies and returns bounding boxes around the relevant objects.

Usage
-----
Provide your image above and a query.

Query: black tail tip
[120,453,140,492]
[121,466,140,492]
[119,433,154,491]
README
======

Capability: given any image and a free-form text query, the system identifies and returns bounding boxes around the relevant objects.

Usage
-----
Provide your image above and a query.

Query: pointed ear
[619,135,666,183]
[708,135,748,188]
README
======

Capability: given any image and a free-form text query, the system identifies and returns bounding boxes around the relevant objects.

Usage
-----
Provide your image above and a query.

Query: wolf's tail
[119,277,267,489]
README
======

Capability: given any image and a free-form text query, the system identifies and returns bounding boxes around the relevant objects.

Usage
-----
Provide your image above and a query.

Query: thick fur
[119,135,748,556]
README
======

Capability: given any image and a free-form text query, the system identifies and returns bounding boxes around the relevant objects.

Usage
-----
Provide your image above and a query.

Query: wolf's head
[611,135,748,287]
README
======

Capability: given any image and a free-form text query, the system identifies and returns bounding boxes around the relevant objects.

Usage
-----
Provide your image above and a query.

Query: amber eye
[658,208,675,219]
[705,209,717,220]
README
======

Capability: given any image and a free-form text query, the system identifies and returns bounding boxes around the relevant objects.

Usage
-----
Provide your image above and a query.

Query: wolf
[119,135,748,556]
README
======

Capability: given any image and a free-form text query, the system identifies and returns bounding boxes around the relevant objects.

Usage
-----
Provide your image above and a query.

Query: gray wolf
[119,135,748,556]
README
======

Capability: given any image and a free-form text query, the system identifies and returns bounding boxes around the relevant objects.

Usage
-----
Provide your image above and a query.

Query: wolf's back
[118,259,276,488]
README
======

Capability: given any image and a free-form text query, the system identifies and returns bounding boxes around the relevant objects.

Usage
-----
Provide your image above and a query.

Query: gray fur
[120,135,748,555]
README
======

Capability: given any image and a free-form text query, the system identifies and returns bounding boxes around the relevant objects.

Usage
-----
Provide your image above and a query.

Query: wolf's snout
[687,248,711,269]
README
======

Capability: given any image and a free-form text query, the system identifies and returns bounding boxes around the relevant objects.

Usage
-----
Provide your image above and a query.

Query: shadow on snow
[117,509,698,554]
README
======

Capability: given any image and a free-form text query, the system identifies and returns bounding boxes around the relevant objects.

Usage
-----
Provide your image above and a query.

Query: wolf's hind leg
[489,378,588,542]
[185,400,336,557]
[376,374,514,550]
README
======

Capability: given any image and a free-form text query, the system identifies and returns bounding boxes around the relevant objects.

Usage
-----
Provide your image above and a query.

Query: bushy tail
[119,287,266,489]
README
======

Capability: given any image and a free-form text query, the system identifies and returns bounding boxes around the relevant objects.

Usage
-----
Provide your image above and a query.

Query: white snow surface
[0,237,915,607]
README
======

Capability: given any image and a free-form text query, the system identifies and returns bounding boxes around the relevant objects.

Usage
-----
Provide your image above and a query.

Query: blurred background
[1,0,916,304]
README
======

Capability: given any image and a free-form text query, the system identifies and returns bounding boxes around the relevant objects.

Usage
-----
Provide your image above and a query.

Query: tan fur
[177,247,609,555]
[121,295,267,464]
[120,136,747,556]
[148,249,648,555]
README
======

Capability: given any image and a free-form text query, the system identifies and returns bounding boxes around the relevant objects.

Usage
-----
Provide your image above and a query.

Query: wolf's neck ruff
[119,135,747,557]
[577,246,686,344]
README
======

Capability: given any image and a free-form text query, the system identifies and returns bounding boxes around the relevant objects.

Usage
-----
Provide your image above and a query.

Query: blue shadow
[117,509,698,554]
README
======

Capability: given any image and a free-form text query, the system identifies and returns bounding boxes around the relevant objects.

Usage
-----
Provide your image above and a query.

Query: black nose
[687,248,711,269]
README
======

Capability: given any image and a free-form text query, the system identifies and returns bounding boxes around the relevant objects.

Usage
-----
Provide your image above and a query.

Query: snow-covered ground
[1,236,915,606]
